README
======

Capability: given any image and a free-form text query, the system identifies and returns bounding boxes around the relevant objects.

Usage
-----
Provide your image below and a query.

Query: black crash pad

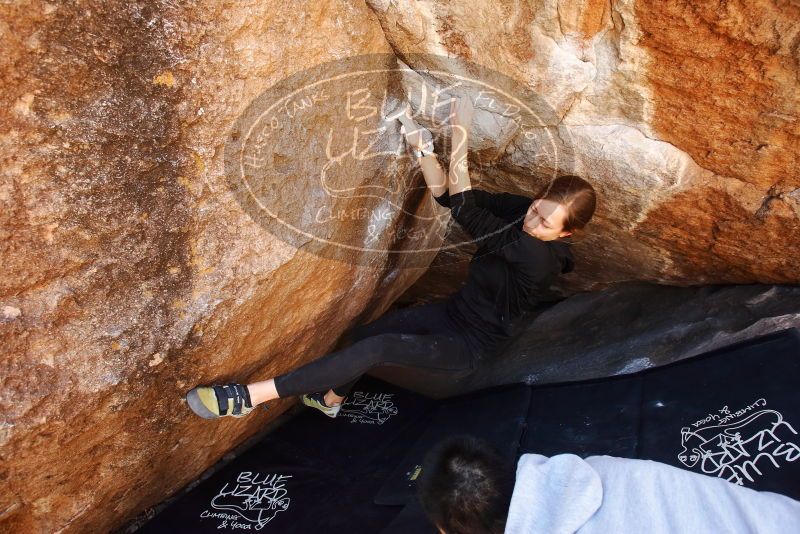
[139,376,435,533]
[520,327,800,499]
[138,328,800,533]
[375,382,530,506]
[385,328,800,532]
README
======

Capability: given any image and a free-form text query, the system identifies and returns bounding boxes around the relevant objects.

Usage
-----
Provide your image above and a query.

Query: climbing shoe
[185,382,259,419]
[301,392,345,418]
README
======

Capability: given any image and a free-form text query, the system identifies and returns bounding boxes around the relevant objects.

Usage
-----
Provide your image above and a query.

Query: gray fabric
[505,453,800,534]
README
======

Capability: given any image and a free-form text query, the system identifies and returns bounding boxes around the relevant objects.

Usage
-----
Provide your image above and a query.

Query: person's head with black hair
[416,434,516,534]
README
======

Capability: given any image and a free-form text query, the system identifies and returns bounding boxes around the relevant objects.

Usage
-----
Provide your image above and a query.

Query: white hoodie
[504,454,800,534]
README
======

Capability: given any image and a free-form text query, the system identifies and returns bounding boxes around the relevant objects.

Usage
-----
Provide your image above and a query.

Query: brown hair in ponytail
[535,175,597,236]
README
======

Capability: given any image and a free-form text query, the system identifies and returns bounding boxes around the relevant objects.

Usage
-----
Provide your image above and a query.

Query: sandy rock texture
[0,1,436,532]
[367,0,800,304]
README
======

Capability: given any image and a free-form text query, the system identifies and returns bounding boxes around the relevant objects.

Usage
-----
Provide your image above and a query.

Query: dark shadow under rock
[369,282,800,398]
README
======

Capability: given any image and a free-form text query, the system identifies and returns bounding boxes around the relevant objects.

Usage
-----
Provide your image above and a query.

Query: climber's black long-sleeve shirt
[433,188,575,357]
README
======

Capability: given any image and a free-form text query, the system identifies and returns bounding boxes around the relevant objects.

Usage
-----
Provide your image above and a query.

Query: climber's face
[522,198,572,241]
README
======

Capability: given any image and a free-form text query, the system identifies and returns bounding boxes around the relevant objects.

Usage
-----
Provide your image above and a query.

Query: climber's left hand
[449,95,474,131]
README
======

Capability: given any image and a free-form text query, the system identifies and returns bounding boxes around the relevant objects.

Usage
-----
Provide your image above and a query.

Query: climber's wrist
[413,147,435,159]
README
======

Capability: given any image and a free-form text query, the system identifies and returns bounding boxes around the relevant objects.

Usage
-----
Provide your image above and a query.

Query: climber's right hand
[398,111,434,154]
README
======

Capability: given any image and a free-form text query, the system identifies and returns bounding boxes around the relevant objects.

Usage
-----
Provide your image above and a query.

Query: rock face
[367,0,800,303]
[0,2,435,533]
[1,1,798,533]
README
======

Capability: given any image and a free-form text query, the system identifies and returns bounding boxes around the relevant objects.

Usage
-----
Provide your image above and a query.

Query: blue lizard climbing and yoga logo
[338,391,399,425]
[678,398,800,486]
[223,53,573,267]
[200,472,292,530]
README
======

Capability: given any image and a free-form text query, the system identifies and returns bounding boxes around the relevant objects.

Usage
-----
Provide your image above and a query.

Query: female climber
[185,95,597,420]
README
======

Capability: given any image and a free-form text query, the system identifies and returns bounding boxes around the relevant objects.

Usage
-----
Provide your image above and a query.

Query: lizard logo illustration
[223,53,572,268]
[677,399,800,485]
[200,472,292,530]
[339,391,399,425]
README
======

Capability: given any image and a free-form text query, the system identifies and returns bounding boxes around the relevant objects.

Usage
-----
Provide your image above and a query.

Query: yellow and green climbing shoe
[185,383,259,419]
[301,392,344,418]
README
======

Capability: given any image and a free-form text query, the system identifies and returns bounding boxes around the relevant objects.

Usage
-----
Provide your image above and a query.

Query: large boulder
[0,2,437,532]
[366,0,800,303]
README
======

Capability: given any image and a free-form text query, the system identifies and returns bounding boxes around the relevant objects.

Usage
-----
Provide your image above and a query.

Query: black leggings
[273,301,477,398]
